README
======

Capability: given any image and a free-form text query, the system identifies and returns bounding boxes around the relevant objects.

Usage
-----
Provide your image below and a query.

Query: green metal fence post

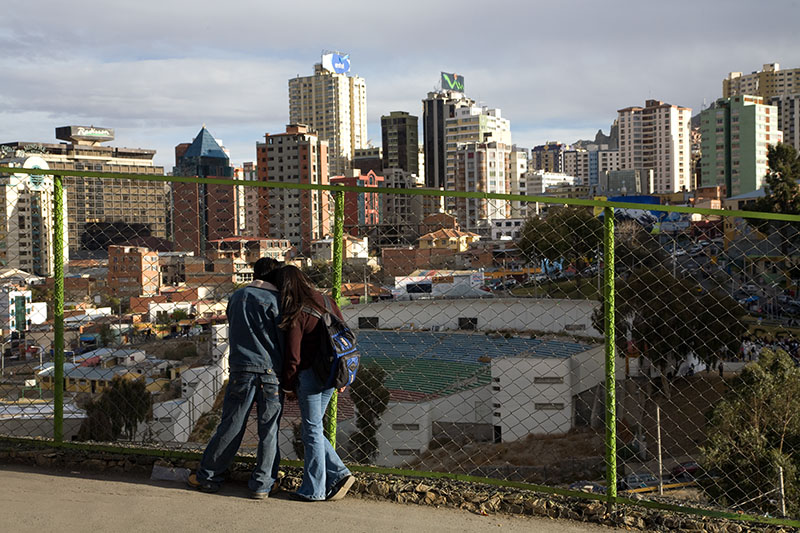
[603,206,617,508]
[324,188,345,447]
[53,174,65,443]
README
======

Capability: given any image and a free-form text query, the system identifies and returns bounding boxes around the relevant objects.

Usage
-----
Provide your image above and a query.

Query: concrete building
[311,234,369,261]
[509,147,529,218]
[381,111,418,173]
[563,145,620,188]
[618,100,692,193]
[208,236,293,264]
[107,245,160,300]
[491,218,525,241]
[330,169,384,228]
[288,57,367,176]
[769,94,800,152]
[445,106,511,193]
[520,171,579,217]
[530,142,570,173]
[256,125,331,255]
[422,90,475,189]
[600,169,654,196]
[381,168,424,230]
[172,127,238,256]
[723,63,800,100]
[700,96,782,196]
[0,150,68,276]
[237,162,260,237]
[352,147,383,175]
[452,141,512,235]
[1,126,167,256]
[1,288,34,332]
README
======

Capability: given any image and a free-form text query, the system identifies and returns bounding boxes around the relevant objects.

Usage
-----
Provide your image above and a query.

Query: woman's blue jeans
[296,368,351,500]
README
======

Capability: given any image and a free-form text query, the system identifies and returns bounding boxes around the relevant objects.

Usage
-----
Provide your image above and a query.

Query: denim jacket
[226,280,284,381]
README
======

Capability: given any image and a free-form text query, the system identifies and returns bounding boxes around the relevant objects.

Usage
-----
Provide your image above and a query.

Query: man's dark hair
[253,257,281,281]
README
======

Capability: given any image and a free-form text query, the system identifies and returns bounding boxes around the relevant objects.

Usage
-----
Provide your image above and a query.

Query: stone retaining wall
[0,440,794,533]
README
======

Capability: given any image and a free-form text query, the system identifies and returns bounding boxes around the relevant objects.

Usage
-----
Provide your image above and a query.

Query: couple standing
[187,258,355,501]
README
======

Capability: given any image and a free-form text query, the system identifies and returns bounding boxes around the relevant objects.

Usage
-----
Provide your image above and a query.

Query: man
[187,257,284,499]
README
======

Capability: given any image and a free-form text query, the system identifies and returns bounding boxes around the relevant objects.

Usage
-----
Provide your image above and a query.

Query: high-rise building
[509,147,529,218]
[724,63,800,153]
[288,56,367,176]
[172,127,238,256]
[452,141,512,235]
[237,162,260,237]
[700,96,782,197]
[723,63,800,99]
[563,145,620,188]
[0,150,68,276]
[445,106,511,192]
[422,90,475,189]
[353,147,383,175]
[1,126,167,255]
[530,142,570,173]
[381,111,419,173]
[618,100,692,193]
[769,95,800,152]
[330,169,384,228]
[256,125,331,254]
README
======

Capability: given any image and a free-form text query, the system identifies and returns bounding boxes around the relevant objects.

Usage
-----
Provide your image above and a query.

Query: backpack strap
[301,305,324,319]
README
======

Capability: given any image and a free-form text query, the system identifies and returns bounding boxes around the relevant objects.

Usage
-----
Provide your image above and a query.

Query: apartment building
[445,106,512,191]
[107,245,160,299]
[330,169,384,228]
[256,125,331,255]
[700,95,782,196]
[509,147,529,218]
[2,126,167,255]
[563,146,620,188]
[288,58,367,176]
[618,100,692,193]
[530,142,570,173]
[422,90,475,189]
[0,151,69,276]
[723,63,800,99]
[381,111,419,173]
[451,141,512,235]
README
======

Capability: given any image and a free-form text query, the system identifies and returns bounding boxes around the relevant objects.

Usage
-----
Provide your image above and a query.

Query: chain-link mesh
[1,166,799,522]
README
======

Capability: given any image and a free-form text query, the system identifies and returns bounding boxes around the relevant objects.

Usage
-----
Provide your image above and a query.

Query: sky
[2,0,800,169]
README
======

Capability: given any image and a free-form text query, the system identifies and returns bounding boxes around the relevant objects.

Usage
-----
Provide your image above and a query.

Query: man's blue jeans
[296,368,351,500]
[196,371,282,493]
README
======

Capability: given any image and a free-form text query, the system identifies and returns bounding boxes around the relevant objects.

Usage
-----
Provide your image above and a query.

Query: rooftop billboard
[441,72,465,92]
[322,52,351,74]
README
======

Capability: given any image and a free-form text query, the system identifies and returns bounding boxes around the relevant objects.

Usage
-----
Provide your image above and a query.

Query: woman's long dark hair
[271,265,325,330]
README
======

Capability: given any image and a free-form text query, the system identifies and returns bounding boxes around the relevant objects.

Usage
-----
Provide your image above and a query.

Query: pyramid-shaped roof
[182,127,228,159]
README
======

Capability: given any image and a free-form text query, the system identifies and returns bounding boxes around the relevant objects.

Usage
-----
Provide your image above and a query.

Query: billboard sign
[322,52,351,74]
[441,72,465,92]
[55,125,115,144]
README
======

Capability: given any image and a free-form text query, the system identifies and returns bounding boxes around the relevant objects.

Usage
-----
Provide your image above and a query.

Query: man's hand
[337,386,347,394]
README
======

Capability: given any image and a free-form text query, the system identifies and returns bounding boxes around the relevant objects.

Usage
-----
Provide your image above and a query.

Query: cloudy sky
[2,0,799,169]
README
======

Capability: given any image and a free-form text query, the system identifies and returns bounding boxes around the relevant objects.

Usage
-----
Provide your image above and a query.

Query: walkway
[0,465,613,532]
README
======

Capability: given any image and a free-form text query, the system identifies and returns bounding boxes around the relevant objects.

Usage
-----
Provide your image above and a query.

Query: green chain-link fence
[2,165,800,527]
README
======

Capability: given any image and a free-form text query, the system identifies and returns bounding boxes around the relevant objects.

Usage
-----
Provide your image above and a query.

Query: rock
[82,459,108,471]
[368,481,390,498]
[423,491,437,505]
[622,515,645,529]
[414,482,431,493]
[397,492,419,504]
[525,498,548,516]
[725,525,743,533]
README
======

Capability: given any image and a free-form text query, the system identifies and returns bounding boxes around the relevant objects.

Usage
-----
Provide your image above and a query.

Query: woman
[272,265,355,501]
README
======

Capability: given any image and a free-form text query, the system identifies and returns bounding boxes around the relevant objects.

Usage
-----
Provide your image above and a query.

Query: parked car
[741,283,763,295]
[619,473,659,491]
[569,480,606,494]
[671,461,702,481]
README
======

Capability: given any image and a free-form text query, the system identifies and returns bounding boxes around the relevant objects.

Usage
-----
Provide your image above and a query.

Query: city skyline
[1,1,799,169]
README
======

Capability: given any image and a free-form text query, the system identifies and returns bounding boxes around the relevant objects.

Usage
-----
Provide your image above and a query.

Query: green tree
[77,376,152,441]
[98,324,114,347]
[592,269,746,393]
[348,364,390,463]
[303,261,333,288]
[171,308,189,321]
[518,207,603,266]
[703,349,800,515]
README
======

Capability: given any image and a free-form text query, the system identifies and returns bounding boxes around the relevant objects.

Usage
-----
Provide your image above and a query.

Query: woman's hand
[337,386,347,394]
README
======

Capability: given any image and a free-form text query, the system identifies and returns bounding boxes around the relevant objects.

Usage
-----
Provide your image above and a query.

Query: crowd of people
[739,334,800,363]
[186,258,355,502]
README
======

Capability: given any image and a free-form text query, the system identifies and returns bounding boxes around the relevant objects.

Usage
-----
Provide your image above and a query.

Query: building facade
[0,151,68,277]
[700,96,782,196]
[172,127,238,256]
[256,125,331,255]
[330,169,384,228]
[107,245,160,299]
[422,90,475,189]
[530,142,569,173]
[2,126,167,255]
[723,63,800,99]
[618,100,692,193]
[288,59,367,176]
[381,111,419,173]
[452,141,512,235]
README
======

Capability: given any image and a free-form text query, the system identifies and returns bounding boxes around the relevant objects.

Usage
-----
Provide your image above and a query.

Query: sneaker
[249,481,281,500]
[326,475,355,501]
[288,492,316,502]
[186,473,219,493]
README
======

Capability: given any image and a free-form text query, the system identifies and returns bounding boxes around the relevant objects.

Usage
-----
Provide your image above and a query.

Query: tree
[615,220,666,274]
[592,269,747,394]
[98,324,114,347]
[703,349,800,515]
[303,261,333,289]
[77,376,152,441]
[348,364,390,463]
[518,207,603,268]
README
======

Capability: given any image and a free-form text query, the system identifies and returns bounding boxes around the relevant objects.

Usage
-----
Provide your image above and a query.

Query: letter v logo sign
[442,73,463,91]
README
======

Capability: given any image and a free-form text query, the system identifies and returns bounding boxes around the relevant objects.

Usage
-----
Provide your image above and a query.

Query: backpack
[302,296,360,389]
